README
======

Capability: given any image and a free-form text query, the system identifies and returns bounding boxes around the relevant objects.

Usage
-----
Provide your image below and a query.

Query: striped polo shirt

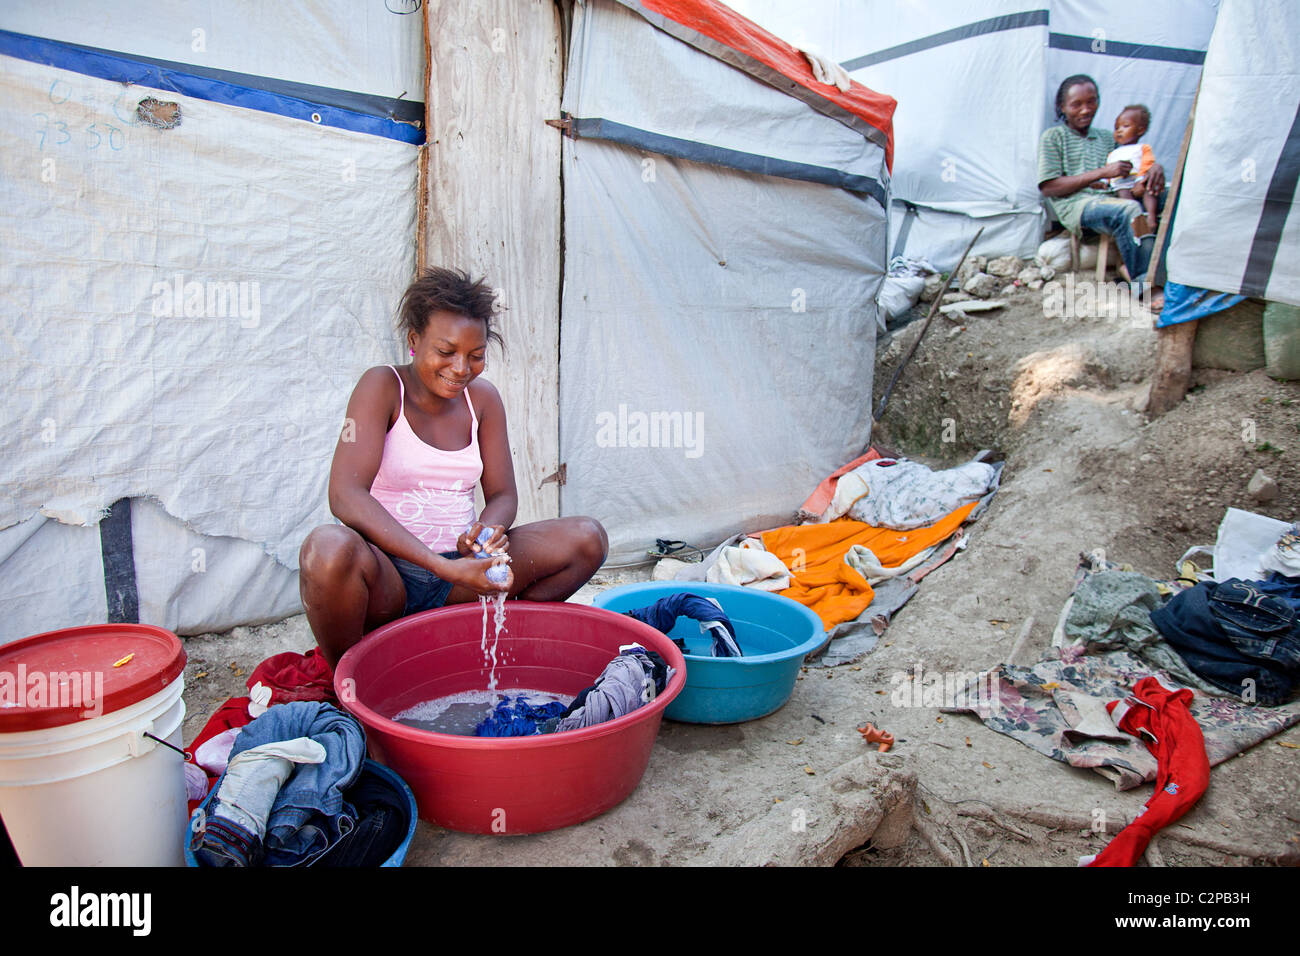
[1038,123,1117,235]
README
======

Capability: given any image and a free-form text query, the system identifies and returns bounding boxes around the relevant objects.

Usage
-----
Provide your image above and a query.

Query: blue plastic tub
[591,581,824,724]
[185,757,418,867]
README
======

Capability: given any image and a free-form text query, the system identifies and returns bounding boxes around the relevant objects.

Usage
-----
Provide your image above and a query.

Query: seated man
[1038,74,1167,305]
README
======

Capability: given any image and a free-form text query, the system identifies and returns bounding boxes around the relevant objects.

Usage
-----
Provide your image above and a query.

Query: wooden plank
[423,0,563,523]
[1151,80,1199,287]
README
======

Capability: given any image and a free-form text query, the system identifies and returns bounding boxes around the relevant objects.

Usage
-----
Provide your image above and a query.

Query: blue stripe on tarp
[571,116,886,208]
[841,11,1049,71]
[1242,98,1300,298]
[100,498,139,625]
[0,29,424,144]
[1047,33,1206,65]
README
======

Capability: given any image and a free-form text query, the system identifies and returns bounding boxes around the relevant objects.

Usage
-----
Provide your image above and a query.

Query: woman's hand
[457,521,509,558]
[445,554,513,596]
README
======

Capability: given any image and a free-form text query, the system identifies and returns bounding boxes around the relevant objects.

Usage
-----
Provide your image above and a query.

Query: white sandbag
[878,274,926,322]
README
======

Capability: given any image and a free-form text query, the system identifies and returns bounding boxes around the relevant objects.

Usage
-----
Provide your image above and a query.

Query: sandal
[857,722,895,753]
[646,539,705,563]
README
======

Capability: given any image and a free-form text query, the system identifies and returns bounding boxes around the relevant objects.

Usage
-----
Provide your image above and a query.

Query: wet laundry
[624,593,741,657]
[540,645,675,734]
[475,695,569,737]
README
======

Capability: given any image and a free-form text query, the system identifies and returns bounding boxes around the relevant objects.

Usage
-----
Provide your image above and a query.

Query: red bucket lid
[0,624,186,732]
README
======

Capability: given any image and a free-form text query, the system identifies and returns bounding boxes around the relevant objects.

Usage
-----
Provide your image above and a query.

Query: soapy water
[480,590,508,695]
[394,688,573,736]
[469,524,512,694]
[389,523,522,735]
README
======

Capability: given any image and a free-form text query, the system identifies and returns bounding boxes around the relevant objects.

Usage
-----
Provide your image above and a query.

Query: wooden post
[1146,81,1200,418]
[423,0,564,522]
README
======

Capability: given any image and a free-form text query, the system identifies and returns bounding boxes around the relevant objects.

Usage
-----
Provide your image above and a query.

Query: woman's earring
[410,348,415,357]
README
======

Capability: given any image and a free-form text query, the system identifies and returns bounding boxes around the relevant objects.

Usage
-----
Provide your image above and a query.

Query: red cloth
[246,648,336,706]
[183,650,337,813]
[1087,676,1210,867]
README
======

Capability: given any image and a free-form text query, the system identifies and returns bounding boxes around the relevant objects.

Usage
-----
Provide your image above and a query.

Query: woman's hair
[398,267,504,350]
[1054,74,1099,121]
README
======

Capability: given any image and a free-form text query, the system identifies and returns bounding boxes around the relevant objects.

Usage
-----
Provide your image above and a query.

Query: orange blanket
[761,501,977,630]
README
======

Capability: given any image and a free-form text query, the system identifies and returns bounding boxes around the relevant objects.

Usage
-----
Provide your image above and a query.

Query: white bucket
[0,675,187,866]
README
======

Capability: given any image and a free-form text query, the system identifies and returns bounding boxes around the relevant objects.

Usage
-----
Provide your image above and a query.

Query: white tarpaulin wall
[725,0,1219,270]
[0,4,421,642]
[1168,0,1300,306]
[559,0,887,563]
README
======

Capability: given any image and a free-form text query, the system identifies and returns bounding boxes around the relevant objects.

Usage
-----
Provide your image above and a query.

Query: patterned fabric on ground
[797,449,882,520]
[823,458,997,529]
[945,641,1300,791]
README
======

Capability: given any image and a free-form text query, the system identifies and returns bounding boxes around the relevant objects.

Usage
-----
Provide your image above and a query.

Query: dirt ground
[180,274,1300,866]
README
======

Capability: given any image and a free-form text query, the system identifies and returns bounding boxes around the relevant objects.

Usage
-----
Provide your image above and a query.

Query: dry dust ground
[181,276,1300,866]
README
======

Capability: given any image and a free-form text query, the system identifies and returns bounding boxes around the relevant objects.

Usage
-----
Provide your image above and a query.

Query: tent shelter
[727,0,1221,269]
[0,0,895,640]
[1166,0,1299,307]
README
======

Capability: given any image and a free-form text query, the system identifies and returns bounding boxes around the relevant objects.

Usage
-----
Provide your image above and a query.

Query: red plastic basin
[333,601,685,835]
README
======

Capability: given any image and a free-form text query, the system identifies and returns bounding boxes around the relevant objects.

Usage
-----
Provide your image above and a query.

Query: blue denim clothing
[1150,574,1300,706]
[386,549,463,615]
[226,701,366,866]
[1079,190,1167,282]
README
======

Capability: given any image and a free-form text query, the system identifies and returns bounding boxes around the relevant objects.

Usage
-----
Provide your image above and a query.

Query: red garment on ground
[1087,676,1210,867]
[246,648,336,706]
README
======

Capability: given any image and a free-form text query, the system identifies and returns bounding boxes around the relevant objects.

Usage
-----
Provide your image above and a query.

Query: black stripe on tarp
[892,201,918,257]
[11,33,425,125]
[1242,99,1300,297]
[841,11,1049,71]
[571,116,886,208]
[99,498,139,624]
[1047,33,1205,65]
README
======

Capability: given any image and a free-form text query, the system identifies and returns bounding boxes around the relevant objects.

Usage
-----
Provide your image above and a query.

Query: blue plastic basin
[591,582,824,724]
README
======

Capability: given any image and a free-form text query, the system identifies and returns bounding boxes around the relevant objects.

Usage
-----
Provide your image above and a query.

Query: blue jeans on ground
[1149,574,1300,705]
[1079,192,1166,282]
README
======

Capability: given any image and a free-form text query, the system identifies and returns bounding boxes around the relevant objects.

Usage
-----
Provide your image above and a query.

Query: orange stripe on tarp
[639,0,896,170]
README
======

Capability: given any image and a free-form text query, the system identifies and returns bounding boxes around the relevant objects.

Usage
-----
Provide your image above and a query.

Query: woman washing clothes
[300,268,608,667]
[1038,74,1167,310]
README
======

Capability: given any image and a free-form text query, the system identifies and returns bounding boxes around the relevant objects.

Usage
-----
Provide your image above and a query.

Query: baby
[1107,104,1159,235]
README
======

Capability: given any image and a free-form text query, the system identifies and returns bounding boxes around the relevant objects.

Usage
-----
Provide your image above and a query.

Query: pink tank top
[369,365,482,552]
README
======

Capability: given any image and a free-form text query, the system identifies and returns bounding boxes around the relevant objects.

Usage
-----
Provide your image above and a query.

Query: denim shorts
[384,550,463,616]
